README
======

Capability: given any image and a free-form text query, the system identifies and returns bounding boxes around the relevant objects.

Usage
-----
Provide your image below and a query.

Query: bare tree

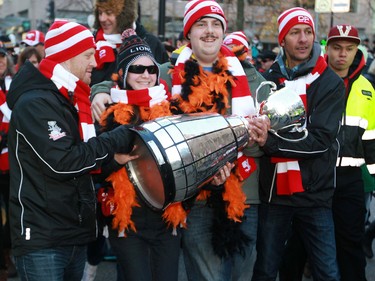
[237,0,245,30]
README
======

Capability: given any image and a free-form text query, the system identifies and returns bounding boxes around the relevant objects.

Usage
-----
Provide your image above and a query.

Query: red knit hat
[327,24,361,45]
[183,0,227,38]
[277,7,315,45]
[44,21,96,63]
[22,30,45,46]
[223,31,249,52]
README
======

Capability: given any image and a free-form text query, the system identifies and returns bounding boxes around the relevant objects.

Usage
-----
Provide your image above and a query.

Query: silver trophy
[255,81,308,142]
[126,113,249,210]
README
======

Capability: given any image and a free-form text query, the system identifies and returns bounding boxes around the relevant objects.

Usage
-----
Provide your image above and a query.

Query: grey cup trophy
[126,113,249,210]
[255,81,308,142]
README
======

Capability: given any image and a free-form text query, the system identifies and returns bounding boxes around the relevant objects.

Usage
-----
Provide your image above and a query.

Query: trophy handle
[269,128,308,142]
[255,81,277,109]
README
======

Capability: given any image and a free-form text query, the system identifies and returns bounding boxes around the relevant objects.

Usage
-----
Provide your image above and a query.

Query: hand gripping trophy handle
[255,81,308,142]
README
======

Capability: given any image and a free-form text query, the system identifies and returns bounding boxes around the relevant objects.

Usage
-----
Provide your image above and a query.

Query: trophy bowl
[256,81,308,142]
[259,86,306,132]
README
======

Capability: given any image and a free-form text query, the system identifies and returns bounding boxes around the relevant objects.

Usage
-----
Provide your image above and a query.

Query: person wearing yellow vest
[325,24,375,281]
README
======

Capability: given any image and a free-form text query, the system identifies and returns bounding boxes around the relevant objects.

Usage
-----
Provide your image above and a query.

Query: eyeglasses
[128,65,158,74]
[261,59,272,63]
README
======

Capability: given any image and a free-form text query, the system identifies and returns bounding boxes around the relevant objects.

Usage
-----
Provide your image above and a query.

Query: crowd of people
[0,0,374,281]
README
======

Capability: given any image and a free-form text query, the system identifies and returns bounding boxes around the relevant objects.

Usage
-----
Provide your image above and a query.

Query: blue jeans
[15,245,87,281]
[252,203,340,281]
[182,204,258,281]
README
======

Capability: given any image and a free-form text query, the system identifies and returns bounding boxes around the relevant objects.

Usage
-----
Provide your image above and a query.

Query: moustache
[201,35,219,40]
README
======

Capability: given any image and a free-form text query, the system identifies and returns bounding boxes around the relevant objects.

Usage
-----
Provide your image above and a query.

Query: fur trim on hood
[94,0,138,33]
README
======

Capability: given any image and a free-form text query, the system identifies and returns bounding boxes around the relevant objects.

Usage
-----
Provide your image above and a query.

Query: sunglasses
[128,65,158,74]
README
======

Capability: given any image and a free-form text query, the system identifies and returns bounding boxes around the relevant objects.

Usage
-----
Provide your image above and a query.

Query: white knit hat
[277,7,315,45]
[223,31,249,52]
[183,0,227,38]
[44,20,96,63]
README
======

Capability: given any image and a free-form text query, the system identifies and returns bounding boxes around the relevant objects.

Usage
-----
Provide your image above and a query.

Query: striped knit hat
[183,0,227,38]
[44,21,96,63]
[223,31,249,52]
[277,7,315,45]
[117,29,159,88]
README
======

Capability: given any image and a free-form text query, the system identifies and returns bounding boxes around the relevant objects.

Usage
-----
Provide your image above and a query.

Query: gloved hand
[107,124,136,154]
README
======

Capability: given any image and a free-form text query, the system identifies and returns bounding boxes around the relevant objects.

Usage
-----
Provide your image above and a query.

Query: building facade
[140,0,375,47]
[0,0,93,38]
[0,0,374,48]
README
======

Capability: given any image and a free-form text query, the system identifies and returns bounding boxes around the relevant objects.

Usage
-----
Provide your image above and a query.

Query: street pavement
[90,245,375,281]
[9,200,375,281]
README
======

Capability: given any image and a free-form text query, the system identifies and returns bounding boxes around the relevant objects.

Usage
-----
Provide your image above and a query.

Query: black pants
[333,167,367,281]
[108,200,181,281]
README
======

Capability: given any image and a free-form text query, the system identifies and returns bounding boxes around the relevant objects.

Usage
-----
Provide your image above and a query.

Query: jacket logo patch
[361,90,372,98]
[48,121,66,141]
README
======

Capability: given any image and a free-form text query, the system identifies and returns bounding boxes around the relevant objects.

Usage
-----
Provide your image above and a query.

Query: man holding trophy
[90,1,270,279]
[251,7,346,281]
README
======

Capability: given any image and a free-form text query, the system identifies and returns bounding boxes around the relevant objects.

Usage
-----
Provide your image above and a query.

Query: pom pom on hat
[327,24,361,45]
[44,20,96,63]
[223,31,249,52]
[22,30,45,46]
[183,0,227,38]
[277,7,315,45]
[117,29,159,88]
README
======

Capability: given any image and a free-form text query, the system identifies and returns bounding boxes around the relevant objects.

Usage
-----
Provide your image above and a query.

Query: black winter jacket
[7,62,134,256]
[259,43,346,208]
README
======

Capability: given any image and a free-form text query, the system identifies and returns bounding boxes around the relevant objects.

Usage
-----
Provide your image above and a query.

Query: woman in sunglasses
[96,29,182,281]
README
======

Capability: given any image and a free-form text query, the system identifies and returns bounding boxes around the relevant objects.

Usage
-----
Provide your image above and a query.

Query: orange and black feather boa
[170,53,248,223]
[100,101,187,235]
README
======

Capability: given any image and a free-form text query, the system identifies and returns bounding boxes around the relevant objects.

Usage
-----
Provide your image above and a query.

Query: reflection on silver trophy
[126,113,249,210]
[255,81,308,142]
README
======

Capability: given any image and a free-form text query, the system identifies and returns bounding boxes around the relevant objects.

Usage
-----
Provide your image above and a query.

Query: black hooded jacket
[259,43,346,208]
[7,62,134,256]
[135,22,169,64]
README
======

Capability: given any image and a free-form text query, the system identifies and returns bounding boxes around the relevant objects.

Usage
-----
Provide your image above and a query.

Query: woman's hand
[91,93,113,122]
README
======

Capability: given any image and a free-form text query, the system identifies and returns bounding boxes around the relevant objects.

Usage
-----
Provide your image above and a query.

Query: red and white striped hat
[277,7,315,45]
[223,31,249,52]
[22,30,45,46]
[183,0,227,38]
[44,20,96,63]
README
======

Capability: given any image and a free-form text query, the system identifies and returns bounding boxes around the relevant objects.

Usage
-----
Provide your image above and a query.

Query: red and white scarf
[172,44,256,117]
[272,56,327,195]
[0,76,12,173]
[94,28,122,70]
[39,59,96,142]
[111,80,171,106]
